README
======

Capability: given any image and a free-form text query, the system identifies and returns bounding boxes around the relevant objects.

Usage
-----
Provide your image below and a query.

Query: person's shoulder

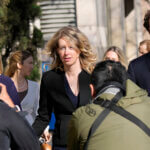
[72,103,98,120]
[130,53,150,65]
[80,70,90,76]
[0,74,13,83]
[0,75,15,88]
[42,69,64,84]
[28,80,39,87]
[78,70,91,82]
[43,69,64,77]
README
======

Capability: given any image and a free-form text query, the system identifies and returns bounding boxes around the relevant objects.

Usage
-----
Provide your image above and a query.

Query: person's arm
[0,83,15,108]
[67,114,80,150]
[31,83,40,123]
[32,73,53,137]
[10,81,21,107]
[0,131,10,150]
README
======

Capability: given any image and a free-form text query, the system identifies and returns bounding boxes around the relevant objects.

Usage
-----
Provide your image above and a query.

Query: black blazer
[128,52,150,96]
[32,69,91,147]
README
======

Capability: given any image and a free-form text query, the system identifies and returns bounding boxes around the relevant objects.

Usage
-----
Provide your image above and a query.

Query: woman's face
[57,38,80,68]
[20,56,33,77]
[104,51,119,62]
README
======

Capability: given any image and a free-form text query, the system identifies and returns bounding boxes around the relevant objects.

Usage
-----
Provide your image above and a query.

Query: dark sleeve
[32,73,52,137]
[0,131,10,150]
[10,82,20,104]
[0,102,41,150]
[7,79,20,107]
[127,62,137,84]
[10,112,41,150]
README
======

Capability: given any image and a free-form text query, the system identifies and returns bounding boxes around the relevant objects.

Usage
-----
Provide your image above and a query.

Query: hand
[0,83,15,108]
[42,131,52,143]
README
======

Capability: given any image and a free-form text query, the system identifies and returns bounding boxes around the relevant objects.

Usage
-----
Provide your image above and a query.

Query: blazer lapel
[60,73,75,110]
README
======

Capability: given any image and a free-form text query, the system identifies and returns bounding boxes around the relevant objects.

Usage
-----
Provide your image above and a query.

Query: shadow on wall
[124,0,134,17]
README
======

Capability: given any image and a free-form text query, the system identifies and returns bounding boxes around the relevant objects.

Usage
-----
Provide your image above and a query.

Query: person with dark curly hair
[143,10,150,33]
[68,61,150,150]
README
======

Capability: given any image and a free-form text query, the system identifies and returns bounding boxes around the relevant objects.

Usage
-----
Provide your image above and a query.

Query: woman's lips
[64,57,71,61]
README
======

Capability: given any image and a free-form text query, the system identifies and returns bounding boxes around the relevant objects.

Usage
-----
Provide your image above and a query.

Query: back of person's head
[144,10,150,33]
[91,60,127,95]
[5,50,32,77]
[103,46,128,69]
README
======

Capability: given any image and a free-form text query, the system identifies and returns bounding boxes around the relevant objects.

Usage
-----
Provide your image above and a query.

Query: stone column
[76,0,108,60]
[134,0,143,56]
[107,0,126,52]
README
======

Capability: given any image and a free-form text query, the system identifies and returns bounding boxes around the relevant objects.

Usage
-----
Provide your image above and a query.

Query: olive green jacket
[68,80,150,150]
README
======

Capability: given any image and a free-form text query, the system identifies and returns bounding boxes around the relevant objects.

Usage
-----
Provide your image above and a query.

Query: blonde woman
[32,26,96,150]
[5,50,39,125]
[103,46,128,69]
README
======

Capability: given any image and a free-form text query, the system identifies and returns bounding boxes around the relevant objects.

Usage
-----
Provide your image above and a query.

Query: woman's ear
[17,63,22,69]
[89,84,96,98]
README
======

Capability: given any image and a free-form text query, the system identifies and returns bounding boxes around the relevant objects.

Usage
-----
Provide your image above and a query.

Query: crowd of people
[0,9,150,150]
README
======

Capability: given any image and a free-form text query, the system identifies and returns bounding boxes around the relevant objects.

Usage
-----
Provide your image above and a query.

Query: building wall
[76,0,150,62]
[39,0,150,62]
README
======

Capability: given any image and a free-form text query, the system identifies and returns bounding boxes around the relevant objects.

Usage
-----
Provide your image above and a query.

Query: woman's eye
[69,47,73,50]
[59,47,65,50]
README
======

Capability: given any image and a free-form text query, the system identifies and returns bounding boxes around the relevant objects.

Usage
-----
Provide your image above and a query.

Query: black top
[64,75,79,108]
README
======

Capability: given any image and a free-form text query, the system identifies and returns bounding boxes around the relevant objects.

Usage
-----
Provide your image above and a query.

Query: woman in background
[103,46,128,69]
[32,26,96,150]
[5,50,39,125]
[138,40,150,56]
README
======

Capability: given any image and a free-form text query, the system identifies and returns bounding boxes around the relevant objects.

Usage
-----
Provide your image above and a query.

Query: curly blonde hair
[45,26,96,73]
[103,46,128,69]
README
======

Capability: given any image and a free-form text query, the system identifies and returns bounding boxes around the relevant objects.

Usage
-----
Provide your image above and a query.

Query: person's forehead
[58,37,77,47]
[106,51,118,57]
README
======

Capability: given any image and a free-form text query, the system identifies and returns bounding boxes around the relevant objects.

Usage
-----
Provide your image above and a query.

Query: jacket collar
[98,79,149,108]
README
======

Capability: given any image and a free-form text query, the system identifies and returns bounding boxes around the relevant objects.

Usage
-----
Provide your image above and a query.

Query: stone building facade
[38,0,150,63]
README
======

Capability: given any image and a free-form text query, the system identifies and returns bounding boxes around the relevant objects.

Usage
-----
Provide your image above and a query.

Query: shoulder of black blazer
[42,69,92,108]
[129,52,150,72]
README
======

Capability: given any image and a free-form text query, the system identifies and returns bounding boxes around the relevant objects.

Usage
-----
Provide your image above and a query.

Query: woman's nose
[64,47,70,54]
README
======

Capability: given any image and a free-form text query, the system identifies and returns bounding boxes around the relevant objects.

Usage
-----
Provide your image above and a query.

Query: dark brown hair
[5,50,32,77]
[144,10,150,33]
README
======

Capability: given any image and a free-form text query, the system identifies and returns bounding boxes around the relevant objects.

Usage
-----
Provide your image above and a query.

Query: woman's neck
[64,61,82,77]
[64,62,82,96]
[11,72,27,92]
[12,72,25,83]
